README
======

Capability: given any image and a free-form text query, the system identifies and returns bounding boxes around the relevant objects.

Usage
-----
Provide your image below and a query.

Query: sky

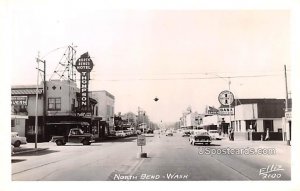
[7,2,292,123]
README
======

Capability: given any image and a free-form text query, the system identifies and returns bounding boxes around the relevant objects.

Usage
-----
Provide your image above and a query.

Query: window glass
[48,98,61,111]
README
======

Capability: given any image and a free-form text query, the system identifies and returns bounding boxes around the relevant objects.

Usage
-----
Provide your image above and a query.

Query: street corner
[12,147,54,156]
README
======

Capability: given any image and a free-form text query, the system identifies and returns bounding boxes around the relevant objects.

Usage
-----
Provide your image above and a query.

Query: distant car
[146,129,154,134]
[123,130,132,136]
[181,131,191,137]
[166,131,173,136]
[189,129,212,145]
[11,132,27,147]
[115,130,127,137]
[208,130,222,140]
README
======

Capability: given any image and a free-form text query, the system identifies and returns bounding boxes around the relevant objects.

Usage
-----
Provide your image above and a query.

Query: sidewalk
[12,143,50,155]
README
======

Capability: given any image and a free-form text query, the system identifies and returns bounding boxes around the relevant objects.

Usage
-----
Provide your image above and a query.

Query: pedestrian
[231,129,234,141]
[265,128,270,141]
[229,129,232,141]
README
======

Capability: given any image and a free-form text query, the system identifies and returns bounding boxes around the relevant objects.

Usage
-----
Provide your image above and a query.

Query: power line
[87,74,282,82]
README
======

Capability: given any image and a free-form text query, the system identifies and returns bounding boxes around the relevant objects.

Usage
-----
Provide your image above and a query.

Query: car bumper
[194,140,211,143]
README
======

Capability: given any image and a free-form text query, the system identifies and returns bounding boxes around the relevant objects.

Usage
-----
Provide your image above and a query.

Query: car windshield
[195,131,209,136]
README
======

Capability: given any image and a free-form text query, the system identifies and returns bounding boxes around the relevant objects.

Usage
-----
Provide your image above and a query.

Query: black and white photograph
[1,0,300,191]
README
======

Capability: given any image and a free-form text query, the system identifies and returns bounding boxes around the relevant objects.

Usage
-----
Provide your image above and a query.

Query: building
[11,80,115,142]
[180,107,202,129]
[11,85,43,137]
[89,90,115,137]
[232,99,289,141]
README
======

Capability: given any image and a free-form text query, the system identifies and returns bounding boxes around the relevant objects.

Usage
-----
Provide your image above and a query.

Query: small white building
[232,99,287,141]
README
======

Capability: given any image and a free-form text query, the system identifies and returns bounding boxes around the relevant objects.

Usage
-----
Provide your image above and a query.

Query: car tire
[192,141,195,146]
[82,139,89,145]
[207,142,211,146]
[14,141,21,147]
[56,140,63,146]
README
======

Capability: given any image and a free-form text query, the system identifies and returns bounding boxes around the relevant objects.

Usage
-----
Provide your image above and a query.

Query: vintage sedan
[115,130,127,137]
[11,132,27,147]
[208,130,223,140]
[181,131,191,137]
[165,130,173,136]
[189,130,212,145]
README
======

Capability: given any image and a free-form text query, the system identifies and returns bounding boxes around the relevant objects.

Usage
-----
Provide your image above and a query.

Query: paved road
[11,133,290,181]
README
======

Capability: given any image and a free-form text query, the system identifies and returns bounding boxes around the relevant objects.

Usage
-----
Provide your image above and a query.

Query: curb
[12,148,49,155]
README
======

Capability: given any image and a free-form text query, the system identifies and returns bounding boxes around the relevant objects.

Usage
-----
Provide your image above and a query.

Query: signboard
[218,90,234,106]
[219,107,234,115]
[137,135,146,146]
[11,96,28,105]
[75,52,93,113]
[75,52,94,72]
[285,111,292,120]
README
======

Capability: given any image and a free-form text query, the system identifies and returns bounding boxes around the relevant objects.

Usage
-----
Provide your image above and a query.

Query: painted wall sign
[75,52,93,112]
[11,96,28,105]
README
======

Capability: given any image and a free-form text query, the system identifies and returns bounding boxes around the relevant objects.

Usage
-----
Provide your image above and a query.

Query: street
[12,132,291,181]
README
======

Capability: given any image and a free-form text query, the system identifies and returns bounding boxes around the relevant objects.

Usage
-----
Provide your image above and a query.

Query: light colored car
[11,132,27,147]
[11,145,14,155]
[115,130,126,137]
[189,129,212,145]
[208,130,222,140]
[124,130,132,136]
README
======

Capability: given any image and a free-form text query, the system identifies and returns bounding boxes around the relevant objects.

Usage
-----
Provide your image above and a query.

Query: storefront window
[11,119,15,127]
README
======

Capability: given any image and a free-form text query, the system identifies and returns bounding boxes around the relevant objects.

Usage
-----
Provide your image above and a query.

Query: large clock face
[218,90,234,106]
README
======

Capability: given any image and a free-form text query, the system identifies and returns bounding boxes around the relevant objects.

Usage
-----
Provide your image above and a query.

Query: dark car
[166,130,173,136]
[181,131,191,137]
[189,130,212,145]
[50,128,95,146]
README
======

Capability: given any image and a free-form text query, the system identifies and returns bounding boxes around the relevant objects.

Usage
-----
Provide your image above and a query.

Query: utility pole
[284,65,290,145]
[228,78,232,131]
[37,54,46,142]
[34,53,40,149]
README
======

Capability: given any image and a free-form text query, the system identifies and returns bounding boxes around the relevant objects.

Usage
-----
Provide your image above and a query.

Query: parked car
[189,129,212,145]
[166,130,173,136]
[123,130,133,136]
[181,130,191,137]
[11,145,14,155]
[50,128,95,146]
[11,132,27,147]
[115,130,127,137]
[208,130,222,140]
[146,129,154,134]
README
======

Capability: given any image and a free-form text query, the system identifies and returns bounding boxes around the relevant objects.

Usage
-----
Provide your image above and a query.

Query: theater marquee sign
[75,52,94,113]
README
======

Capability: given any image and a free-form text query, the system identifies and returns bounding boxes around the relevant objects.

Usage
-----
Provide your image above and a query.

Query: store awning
[11,115,29,119]
[11,88,43,95]
[46,121,90,126]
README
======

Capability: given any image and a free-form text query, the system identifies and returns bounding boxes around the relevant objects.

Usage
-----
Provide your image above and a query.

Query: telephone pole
[284,65,290,145]
[35,53,46,148]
